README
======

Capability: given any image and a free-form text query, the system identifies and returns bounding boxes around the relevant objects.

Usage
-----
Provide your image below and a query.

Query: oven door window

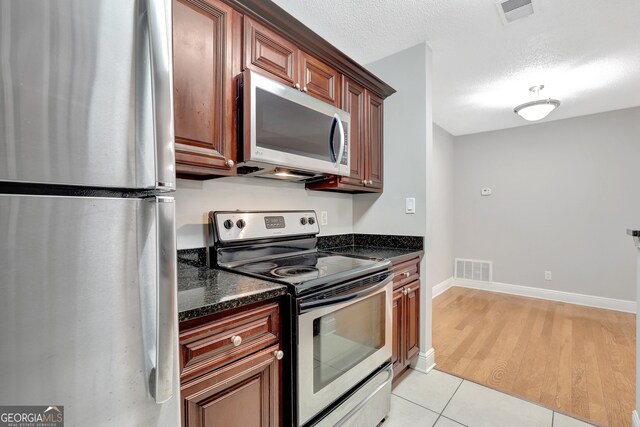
[312,291,386,393]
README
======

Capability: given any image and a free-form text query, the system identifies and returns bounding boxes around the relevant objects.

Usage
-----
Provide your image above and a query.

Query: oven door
[297,276,393,425]
[242,69,350,177]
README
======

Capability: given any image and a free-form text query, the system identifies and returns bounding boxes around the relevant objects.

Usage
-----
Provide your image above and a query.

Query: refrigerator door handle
[146,0,176,190]
[153,196,177,403]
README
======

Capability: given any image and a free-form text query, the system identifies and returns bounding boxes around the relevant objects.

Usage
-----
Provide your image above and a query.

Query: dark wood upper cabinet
[341,77,366,185]
[300,51,341,107]
[173,0,236,178]
[306,82,384,193]
[365,90,384,190]
[244,16,298,87]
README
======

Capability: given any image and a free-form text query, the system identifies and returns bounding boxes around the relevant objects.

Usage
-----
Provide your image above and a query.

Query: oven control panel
[212,210,320,243]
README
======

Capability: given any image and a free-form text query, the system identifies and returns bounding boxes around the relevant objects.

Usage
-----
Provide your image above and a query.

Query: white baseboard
[453,278,636,313]
[432,277,454,298]
[633,410,640,427]
[412,348,436,373]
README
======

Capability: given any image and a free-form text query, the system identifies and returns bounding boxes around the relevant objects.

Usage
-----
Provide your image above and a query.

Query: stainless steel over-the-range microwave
[237,70,351,181]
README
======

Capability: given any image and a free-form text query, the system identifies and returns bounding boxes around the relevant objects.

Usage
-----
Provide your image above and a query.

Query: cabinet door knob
[225,159,235,167]
[274,350,284,360]
[231,335,242,347]
[367,180,373,185]
[403,288,408,295]
[403,272,410,278]
[302,86,308,92]
[293,83,300,90]
[362,179,367,185]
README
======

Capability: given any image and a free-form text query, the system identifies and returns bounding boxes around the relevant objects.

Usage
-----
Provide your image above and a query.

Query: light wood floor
[433,287,636,427]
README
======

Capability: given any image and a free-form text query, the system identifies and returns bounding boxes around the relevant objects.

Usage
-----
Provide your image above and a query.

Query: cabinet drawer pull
[403,272,410,278]
[274,350,284,360]
[230,335,242,347]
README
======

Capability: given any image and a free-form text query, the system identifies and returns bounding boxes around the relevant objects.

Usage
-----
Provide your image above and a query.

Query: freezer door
[0,0,175,190]
[0,194,179,426]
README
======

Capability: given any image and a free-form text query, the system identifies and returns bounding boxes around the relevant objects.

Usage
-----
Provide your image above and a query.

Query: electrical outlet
[481,188,492,196]
[545,271,552,281]
[405,198,416,214]
[320,211,328,226]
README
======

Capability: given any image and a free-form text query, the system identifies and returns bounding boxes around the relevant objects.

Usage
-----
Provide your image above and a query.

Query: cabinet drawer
[179,302,280,382]
[392,257,420,288]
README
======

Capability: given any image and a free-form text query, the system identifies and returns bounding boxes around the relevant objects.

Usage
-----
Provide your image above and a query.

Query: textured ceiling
[271,0,640,135]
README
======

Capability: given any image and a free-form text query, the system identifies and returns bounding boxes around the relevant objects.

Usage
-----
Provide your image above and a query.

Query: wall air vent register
[455,258,492,282]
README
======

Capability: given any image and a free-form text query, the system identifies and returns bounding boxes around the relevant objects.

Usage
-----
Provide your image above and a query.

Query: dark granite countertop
[325,246,423,264]
[176,233,423,322]
[177,264,287,322]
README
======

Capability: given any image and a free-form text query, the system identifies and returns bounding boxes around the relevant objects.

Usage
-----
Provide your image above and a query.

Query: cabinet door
[404,281,420,362]
[365,90,384,189]
[244,16,298,86]
[300,51,341,107]
[392,287,405,378]
[181,345,281,427]
[173,0,236,176]
[339,76,366,187]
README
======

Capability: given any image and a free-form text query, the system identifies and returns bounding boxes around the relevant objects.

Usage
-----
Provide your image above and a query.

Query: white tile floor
[384,369,595,427]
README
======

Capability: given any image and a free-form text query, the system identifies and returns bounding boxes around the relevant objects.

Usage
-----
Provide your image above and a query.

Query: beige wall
[361,42,434,367]
[175,177,352,249]
[430,124,455,287]
[453,107,640,301]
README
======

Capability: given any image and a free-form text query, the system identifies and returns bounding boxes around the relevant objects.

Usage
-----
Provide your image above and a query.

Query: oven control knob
[307,217,315,225]
[300,217,307,225]
[223,219,234,230]
[274,350,284,360]
[236,219,246,229]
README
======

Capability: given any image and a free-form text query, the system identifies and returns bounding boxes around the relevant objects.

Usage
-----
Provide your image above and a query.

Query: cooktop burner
[272,266,319,277]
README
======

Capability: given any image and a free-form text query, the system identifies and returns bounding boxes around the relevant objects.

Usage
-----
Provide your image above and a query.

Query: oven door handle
[299,276,392,313]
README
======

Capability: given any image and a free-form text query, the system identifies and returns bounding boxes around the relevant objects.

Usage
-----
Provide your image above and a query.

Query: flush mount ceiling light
[513,85,560,121]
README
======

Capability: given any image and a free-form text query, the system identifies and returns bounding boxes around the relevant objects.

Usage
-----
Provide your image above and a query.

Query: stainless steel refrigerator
[0,0,180,425]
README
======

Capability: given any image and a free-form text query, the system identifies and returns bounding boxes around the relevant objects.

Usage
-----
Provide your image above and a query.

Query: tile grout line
[435,378,465,427]
[440,414,470,427]
[391,393,440,417]
[552,411,555,427]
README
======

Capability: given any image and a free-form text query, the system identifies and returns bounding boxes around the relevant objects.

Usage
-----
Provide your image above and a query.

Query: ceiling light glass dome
[513,85,560,121]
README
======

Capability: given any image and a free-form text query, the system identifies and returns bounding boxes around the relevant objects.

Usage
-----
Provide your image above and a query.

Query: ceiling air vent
[496,0,534,25]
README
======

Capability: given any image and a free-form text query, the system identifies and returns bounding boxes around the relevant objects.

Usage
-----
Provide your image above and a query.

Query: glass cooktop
[231,252,389,294]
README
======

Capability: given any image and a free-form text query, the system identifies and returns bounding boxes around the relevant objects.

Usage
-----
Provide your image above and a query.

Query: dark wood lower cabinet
[391,256,421,382]
[182,344,280,427]
[179,300,282,427]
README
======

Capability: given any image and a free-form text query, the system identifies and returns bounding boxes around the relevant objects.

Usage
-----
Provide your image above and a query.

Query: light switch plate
[320,211,328,226]
[405,198,416,214]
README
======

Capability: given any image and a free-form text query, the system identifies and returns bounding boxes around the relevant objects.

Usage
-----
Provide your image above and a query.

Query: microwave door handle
[335,115,345,166]
[299,276,392,313]
[328,116,338,163]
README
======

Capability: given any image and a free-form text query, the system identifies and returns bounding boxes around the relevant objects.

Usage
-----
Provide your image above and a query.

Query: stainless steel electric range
[208,210,394,426]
